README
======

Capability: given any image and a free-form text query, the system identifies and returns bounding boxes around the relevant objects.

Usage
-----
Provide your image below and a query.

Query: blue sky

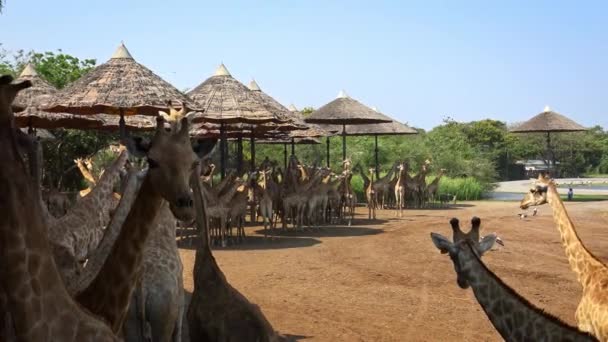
[1,0,606,130]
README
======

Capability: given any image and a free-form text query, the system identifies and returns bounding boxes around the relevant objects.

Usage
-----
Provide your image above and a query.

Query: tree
[0,47,96,88]
[28,50,96,89]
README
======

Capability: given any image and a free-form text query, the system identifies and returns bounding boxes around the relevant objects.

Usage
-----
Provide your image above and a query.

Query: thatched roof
[191,125,290,140]
[257,137,321,145]
[15,109,155,131]
[95,114,156,131]
[12,64,57,112]
[305,90,393,125]
[44,43,199,116]
[15,107,105,129]
[186,64,290,124]
[321,107,417,136]
[509,106,588,133]
[243,84,333,139]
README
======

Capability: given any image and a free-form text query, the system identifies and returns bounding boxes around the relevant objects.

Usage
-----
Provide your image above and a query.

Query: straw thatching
[95,114,156,131]
[305,90,393,125]
[510,106,587,133]
[321,108,417,136]
[44,43,199,116]
[186,64,290,125]
[191,125,290,140]
[13,64,57,112]
[246,81,333,139]
[257,137,321,145]
[15,108,105,129]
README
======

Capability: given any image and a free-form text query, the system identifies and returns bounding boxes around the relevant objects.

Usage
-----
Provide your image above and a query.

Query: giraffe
[123,203,184,342]
[431,217,597,342]
[257,169,274,238]
[520,173,608,340]
[366,167,377,220]
[75,157,98,197]
[49,148,128,287]
[206,177,247,246]
[75,110,217,333]
[394,162,406,217]
[374,161,399,209]
[65,156,183,342]
[187,171,279,342]
[426,168,446,207]
[306,170,334,227]
[412,159,431,208]
[0,75,119,341]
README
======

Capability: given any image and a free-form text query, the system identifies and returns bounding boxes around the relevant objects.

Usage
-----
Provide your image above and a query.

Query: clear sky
[1,0,606,130]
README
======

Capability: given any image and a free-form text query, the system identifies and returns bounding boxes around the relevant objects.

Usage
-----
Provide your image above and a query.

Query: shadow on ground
[181,290,312,341]
[176,232,322,251]
[254,225,384,238]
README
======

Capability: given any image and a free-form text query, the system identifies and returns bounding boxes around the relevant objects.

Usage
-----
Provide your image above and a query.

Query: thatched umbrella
[304,90,392,167]
[247,80,328,157]
[509,106,587,175]
[44,43,199,116]
[321,107,417,179]
[187,65,294,178]
[12,63,56,112]
[12,63,110,133]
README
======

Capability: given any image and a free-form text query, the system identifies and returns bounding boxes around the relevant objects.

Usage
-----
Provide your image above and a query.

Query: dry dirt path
[179,200,608,341]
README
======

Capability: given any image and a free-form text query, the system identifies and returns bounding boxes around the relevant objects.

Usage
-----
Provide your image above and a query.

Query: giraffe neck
[546,183,603,286]
[0,125,114,340]
[459,242,596,341]
[357,166,370,187]
[382,165,395,182]
[76,173,163,333]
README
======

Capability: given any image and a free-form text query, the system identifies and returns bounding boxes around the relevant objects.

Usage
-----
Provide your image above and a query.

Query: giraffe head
[431,217,497,289]
[0,75,32,119]
[520,173,552,209]
[120,109,217,221]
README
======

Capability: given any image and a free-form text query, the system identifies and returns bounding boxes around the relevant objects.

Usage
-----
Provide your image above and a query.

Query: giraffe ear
[430,232,455,254]
[478,234,497,255]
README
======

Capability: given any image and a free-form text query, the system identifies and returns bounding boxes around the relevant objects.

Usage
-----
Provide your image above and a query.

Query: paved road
[494,178,608,195]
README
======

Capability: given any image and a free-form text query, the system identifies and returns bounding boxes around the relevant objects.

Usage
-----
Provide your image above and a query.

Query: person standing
[567,187,574,201]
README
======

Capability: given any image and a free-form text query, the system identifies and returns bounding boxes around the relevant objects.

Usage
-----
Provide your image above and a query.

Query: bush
[437,177,484,201]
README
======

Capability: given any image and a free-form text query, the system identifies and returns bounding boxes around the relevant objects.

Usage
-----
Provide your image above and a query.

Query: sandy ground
[178,200,608,341]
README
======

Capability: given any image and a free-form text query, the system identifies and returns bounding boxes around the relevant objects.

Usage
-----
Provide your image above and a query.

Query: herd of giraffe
[2,75,608,341]
[430,174,608,341]
[0,76,279,341]
[353,159,450,217]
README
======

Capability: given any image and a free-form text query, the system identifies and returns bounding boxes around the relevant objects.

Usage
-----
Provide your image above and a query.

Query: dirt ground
[178,200,608,341]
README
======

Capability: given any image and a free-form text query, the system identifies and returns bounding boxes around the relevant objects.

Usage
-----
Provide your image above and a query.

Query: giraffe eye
[148,158,159,169]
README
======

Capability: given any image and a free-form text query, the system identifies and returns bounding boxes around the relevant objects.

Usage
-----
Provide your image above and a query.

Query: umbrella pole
[250,130,256,223]
[250,131,256,171]
[220,123,226,180]
[291,137,295,156]
[546,131,556,177]
[326,137,330,168]
[342,124,346,162]
[375,134,380,180]
[284,143,288,170]
[237,137,243,175]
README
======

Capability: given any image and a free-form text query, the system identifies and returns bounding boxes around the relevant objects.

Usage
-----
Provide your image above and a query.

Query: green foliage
[42,130,117,191]
[28,50,96,89]
[300,107,314,117]
[0,46,96,89]
[438,177,484,201]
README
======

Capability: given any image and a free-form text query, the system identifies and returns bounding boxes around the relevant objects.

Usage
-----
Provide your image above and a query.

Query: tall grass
[437,177,484,201]
[353,174,485,201]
